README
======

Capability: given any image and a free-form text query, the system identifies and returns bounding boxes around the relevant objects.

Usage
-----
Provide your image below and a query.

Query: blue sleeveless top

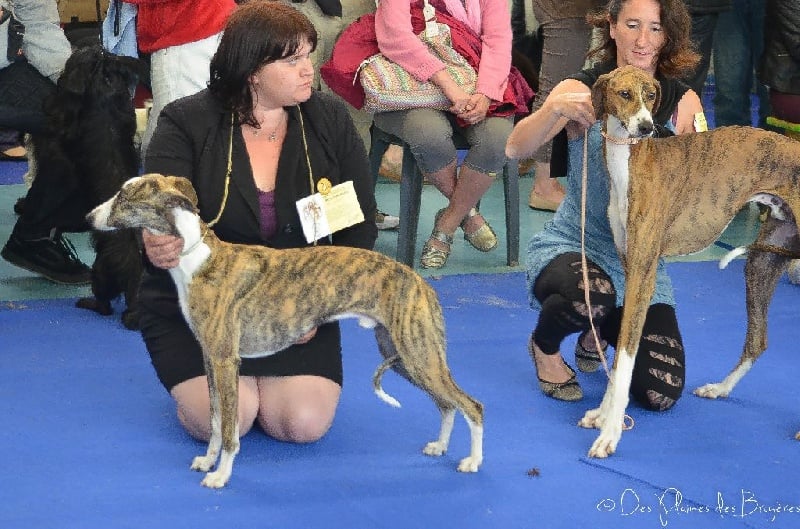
[524,122,675,310]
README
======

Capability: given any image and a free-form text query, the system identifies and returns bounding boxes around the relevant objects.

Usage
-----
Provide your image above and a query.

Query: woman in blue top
[506,0,704,409]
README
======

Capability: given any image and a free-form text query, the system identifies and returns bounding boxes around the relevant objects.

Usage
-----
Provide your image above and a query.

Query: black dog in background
[30,45,145,329]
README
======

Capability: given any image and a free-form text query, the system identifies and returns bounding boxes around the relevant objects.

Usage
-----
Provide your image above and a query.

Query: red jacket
[126,0,236,53]
[320,1,533,117]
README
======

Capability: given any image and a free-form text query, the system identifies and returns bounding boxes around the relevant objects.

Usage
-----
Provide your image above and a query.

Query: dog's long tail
[373,355,402,408]
[719,246,748,269]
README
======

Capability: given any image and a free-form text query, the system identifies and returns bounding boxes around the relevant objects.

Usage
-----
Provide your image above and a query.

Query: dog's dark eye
[647,91,657,101]
[619,90,631,100]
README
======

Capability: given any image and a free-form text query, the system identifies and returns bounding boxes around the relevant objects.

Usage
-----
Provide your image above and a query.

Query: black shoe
[13,196,25,215]
[1,231,91,285]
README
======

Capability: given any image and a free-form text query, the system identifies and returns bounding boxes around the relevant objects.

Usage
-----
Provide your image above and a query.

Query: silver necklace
[250,112,285,141]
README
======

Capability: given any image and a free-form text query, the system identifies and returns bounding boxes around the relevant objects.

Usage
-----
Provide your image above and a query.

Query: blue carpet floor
[2,261,799,529]
[1,80,795,529]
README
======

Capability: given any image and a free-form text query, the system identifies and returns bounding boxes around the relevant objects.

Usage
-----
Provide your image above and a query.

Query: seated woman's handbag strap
[5,10,25,63]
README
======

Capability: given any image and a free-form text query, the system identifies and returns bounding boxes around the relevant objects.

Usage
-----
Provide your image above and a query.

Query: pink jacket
[375,0,512,102]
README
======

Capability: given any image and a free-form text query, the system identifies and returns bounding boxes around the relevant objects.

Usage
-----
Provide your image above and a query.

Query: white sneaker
[375,210,399,230]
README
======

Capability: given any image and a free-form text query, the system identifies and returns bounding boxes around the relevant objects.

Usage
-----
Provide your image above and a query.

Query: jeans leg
[687,13,718,97]
[713,4,754,126]
[748,0,769,126]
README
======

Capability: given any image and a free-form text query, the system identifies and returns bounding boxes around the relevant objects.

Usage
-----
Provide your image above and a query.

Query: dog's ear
[56,47,96,96]
[591,73,611,120]
[166,176,199,209]
[651,78,662,115]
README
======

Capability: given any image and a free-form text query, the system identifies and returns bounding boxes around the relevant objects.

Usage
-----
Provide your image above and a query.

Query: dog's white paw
[423,441,447,457]
[795,431,800,441]
[457,456,482,473]
[578,407,604,429]
[588,427,621,458]
[693,383,729,399]
[201,469,231,489]
[191,455,216,472]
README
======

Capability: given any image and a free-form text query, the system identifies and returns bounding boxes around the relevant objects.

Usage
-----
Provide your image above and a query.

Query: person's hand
[295,327,317,344]
[456,93,490,125]
[430,69,471,114]
[142,229,183,269]
[547,92,595,129]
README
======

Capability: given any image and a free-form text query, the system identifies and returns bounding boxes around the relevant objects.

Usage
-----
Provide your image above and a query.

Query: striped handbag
[357,0,477,113]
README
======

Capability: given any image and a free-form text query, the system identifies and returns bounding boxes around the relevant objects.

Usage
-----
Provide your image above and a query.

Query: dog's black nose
[638,121,654,136]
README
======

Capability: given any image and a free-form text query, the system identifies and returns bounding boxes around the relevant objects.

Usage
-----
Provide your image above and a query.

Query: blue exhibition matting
[1,261,799,529]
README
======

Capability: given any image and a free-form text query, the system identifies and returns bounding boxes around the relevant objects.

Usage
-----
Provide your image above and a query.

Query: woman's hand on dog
[545,92,595,129]
[142,229,183,269]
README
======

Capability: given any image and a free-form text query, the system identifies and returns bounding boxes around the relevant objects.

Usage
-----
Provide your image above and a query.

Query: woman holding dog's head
[137,2,377,443]
[505,0,703,407]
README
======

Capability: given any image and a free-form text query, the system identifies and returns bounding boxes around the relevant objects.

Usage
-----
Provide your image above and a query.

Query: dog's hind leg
[374,321,484,472]
[695,209,799,400]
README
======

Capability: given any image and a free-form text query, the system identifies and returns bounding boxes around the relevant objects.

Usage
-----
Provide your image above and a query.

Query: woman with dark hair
[506,0,703,408]
[137,2,377,443]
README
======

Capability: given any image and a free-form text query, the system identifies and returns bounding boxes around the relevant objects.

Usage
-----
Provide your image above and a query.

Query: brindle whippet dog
[87,174,484,488]
[583,65,800,458]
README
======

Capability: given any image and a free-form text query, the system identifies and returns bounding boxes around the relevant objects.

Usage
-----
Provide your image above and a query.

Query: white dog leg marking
[191,414,222,473]
[456,415,483,473]
[579,371,618,430]
[587,351,635,458]
[201,448,237,489]
[693,359,753,399]
[423,408,455,457]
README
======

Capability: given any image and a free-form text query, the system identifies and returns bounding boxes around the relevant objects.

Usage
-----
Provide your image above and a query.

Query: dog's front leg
[583,354,635,458]
[199,356,241,488]
[586,238,661,458]
[191,355,222,473]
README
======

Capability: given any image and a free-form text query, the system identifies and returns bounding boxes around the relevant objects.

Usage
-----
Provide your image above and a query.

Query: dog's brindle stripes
[583,65,800,458]
[88,174,484,488]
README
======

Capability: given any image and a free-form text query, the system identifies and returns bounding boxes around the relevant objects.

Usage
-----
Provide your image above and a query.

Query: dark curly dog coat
[31,46,146,329]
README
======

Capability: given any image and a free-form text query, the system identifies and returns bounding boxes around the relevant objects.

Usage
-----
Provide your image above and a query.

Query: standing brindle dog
[583,65,800,458]
[87,174,484,488]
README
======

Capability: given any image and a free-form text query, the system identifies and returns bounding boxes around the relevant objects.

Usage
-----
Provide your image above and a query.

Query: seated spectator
[0,0,90,284]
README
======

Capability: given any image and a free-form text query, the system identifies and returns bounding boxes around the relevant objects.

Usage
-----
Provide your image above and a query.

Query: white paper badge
[296,180,365,244]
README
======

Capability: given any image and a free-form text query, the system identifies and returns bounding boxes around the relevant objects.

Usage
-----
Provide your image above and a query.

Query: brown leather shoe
[528,189,562,212]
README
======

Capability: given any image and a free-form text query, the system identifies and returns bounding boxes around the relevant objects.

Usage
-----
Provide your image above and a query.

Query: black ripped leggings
[532,253,685,411]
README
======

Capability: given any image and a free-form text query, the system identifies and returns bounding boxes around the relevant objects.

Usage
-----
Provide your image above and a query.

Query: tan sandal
[420,208,453,269]
[461,208,497,252]
[420,231,453,269]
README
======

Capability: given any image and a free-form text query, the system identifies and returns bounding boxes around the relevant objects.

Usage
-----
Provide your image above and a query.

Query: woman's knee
[256,376,341,443]
[461,117,513,174]
[374,110,456,173]
[171,376,260,442]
